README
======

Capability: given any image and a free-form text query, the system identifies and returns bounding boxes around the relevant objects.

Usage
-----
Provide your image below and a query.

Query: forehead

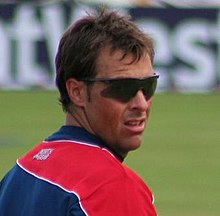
[95,46,153,78]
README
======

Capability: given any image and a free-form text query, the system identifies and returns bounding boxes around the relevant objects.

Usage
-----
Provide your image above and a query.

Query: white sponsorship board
[0,2,219,92]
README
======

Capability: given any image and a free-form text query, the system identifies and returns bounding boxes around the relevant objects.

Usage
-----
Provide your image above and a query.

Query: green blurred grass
[0,90,220,216]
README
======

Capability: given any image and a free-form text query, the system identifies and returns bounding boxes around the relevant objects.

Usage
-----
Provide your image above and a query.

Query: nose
[128,90,151,111]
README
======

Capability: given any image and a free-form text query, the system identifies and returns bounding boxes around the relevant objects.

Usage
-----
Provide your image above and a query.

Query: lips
[124,118,146,134]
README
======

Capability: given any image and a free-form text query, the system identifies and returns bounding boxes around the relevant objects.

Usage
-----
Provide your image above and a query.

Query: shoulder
[18,140,128,194]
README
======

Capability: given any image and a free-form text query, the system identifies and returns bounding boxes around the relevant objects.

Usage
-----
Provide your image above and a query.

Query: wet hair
[55,7,155,112]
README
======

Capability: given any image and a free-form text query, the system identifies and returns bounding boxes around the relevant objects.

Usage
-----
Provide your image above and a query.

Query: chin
[126,138,142,151]
[112,135,143,156]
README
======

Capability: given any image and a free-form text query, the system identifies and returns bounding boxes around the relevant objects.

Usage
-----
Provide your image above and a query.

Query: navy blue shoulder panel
[0,165,87,216]
[45,126,123,162]
[46,126,105,146]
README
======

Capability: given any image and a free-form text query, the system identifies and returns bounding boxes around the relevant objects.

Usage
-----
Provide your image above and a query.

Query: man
[0,7,159,216]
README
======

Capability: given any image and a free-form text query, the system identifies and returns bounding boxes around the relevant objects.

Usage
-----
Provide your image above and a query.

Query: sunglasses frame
[78,74,158,82]
[78,74,159,102]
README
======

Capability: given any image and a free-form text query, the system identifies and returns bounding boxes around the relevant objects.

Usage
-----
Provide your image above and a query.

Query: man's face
[83,47,155,158]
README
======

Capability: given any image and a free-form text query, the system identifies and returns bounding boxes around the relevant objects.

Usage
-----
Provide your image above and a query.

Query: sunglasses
[78,74,159,102]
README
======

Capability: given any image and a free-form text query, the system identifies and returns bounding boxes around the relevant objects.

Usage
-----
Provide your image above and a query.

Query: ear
[66,78,86,107]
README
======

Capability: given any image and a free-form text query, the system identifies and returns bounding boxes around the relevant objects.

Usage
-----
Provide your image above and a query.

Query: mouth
[124,118,146,134]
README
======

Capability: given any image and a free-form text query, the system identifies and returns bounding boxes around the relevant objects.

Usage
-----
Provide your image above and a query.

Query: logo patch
[33,148,54,160]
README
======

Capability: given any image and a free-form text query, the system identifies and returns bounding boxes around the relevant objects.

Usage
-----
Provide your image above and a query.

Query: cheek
[101,101,122,124]
[86,85,127,136]
[92,99,124,131]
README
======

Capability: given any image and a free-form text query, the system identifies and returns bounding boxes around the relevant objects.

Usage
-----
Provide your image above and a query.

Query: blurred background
[1,0,220,91]
[0,1,220,216]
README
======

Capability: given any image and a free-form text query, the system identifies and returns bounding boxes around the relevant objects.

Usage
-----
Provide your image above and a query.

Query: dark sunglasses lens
[142,77,158,100]
[101,76,158,102]
[101,80,135,102]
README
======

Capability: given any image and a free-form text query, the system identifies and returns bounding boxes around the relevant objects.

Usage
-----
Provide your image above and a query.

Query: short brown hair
[55,7,155,112]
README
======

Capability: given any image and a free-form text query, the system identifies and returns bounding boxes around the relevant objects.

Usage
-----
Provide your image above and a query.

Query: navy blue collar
[45,126,124,162]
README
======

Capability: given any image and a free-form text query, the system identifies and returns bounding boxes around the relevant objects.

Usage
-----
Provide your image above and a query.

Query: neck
[65,109,94,134]
[65,110,126,162]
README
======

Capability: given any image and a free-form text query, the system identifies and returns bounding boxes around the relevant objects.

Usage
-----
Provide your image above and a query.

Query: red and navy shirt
[0,126,157,216]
